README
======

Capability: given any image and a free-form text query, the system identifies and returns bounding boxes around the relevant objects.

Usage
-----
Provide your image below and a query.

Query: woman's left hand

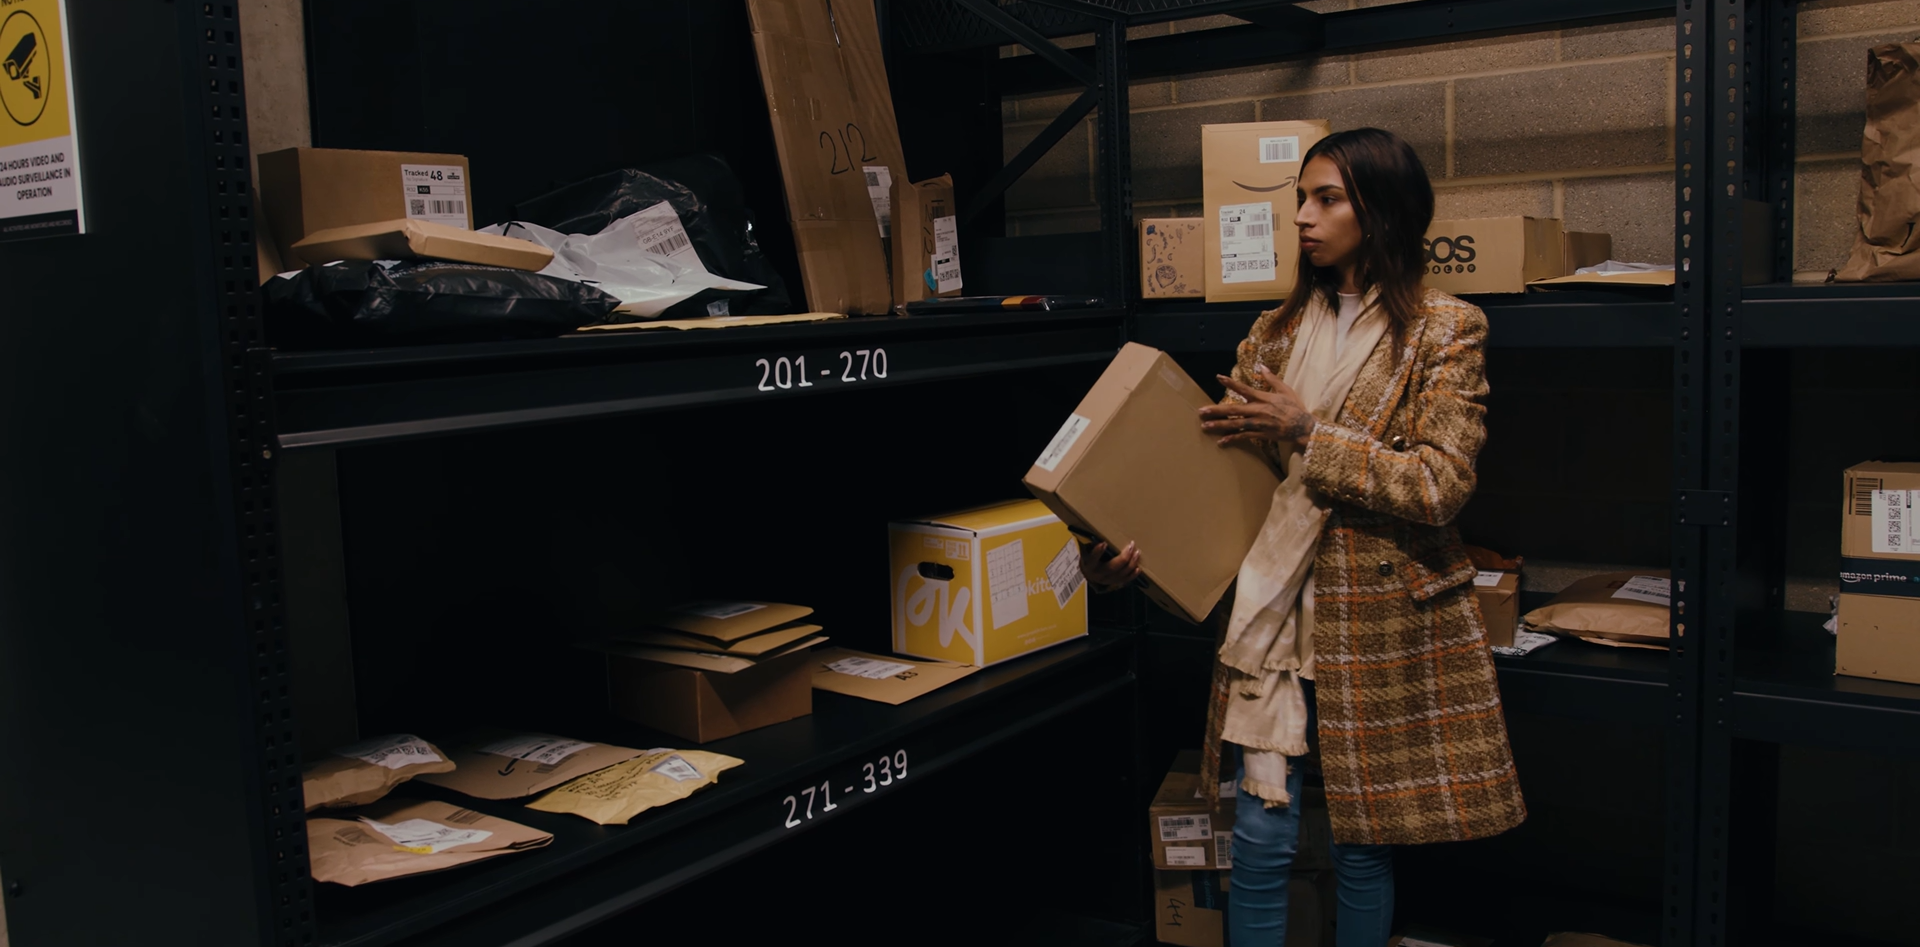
[1199,367,1319,449]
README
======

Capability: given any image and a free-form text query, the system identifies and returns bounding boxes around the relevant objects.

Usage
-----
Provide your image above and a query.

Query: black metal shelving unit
[5,1,1903,946]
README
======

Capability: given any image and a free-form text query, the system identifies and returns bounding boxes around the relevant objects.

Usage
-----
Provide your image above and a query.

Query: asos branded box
[888,499,1087,667]
[1421,216,1567,294]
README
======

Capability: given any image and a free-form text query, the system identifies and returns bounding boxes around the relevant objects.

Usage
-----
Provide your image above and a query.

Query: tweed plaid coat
[1199,287,1527,846]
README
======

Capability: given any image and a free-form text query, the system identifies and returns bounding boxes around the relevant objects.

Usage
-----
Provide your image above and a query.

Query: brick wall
[1002,0,1920,276]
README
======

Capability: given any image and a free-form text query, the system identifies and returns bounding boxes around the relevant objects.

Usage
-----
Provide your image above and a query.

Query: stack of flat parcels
[587,601,827,742]
[417,731,645,800]
[307,798,553,887]
[527,747,746,825]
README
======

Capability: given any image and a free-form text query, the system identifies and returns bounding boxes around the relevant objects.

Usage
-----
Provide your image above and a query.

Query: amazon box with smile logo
[1202,119,1330,303]
[888,500,1087,667]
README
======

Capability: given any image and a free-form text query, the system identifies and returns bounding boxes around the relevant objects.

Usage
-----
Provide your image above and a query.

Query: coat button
[1390,435,1409,451]
[1377,561,1394,577]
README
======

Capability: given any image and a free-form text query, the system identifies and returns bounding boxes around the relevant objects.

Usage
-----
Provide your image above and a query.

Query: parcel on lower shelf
[1150,750,1330,873]
[888,499,1088,667]
[415,731,643,800]
[526,748,744,825]
[1836,461,1920,684]
[1522,571,1671,649]
[810,647,980,704]
[591,600,825,742]
[301,733,455,812]
[307,798,553,887]
[1025,343,1280,623]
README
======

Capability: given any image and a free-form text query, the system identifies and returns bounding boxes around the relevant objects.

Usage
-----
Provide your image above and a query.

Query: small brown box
[258,147,474,269]
[605,646,816,744]
[1422,216,1567,294]
[1473,570,1521,648]
[1141,218,1204,299]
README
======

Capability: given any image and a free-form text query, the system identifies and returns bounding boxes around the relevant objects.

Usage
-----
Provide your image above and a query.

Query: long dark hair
[1274,128,1434,350]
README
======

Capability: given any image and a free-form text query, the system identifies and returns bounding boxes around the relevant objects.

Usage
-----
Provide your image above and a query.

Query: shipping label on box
[258,147,475,270]
[1422,216,1566,294]
[889,499,1087,667]
[1141,218,1204,299]
[1202,120,1329,303]
[1843,462,1920,562]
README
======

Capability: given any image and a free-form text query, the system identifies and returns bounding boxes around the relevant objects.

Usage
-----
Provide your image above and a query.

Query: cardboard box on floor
[888,500,1088,667]
[259,147,474,270]
[1474,569,1520,649]
[890,174,961,305]
[1151,750,1331,872]
[1141,218,1205,299]
[1025,343,1279,623]
[745,0,898,314]
[1423,216,1567,294]
[1202,120,1330,303]
[1836,461,1920,685]
[1153,869,1331,947]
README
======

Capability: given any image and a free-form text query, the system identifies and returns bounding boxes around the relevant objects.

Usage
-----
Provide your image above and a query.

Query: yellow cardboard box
[889,499,1088,666]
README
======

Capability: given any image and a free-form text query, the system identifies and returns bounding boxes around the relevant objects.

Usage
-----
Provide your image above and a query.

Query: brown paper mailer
[1836,43,1920,282]
[589,635,829,674]
[1528,269,1675,288]
[604,643,817,743]
[526,748,745,825]
[639,601,816,644]
[611,622,825,657]
[890,174,958,306]
[292,219,555,272]
[809,647,980,704]
[308,798,552,888]
[575,313,846,332]
[1025,343,1280,623]
[415,731,643,801]
[1522,570,1671,646]
[302,734,456,813]
[747,0,893,314]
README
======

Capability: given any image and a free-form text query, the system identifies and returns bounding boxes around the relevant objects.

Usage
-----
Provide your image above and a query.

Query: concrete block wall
[1002,0,1920,276]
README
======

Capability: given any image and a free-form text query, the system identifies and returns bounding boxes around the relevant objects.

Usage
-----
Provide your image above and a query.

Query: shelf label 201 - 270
[754,348,889,392]
[780,749,908,829]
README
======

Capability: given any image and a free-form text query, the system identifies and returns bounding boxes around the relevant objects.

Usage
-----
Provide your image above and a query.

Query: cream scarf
[1219,288,1389,806]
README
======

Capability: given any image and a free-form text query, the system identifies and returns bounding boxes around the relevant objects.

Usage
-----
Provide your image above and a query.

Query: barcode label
[1219,202,1275,284]
[1258,135,1300,164]
[1164,845,1209,867]
[644,230,691,257]
[1245,223,1270,238]
[1158,813,1212,841]
[1873,490,1918,554]
[1214,835,1232,869]
[1854,476,1884,516]
[630,201,699,264]
[399,164,470,229]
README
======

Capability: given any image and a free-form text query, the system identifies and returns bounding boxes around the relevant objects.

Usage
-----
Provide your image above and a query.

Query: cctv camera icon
[4,31,40,99]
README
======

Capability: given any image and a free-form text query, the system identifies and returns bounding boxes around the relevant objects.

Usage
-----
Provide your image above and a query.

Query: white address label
[333,734,441,771]
[1164,845,1209,867]
[400,164,469,229]
[1873,489,1918,554]
[1035,414,1091,472]
[1158,813,1212,841]
[827,656,915,680]
[1610,575,1671,606]
[1219,201,1275,284]
[362,817,492,855]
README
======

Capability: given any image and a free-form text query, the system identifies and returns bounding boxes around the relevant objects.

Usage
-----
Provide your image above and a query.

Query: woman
[1084,128,1525,946]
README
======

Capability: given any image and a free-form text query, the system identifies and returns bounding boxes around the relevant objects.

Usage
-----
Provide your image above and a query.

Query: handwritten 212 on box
[889,499,1087,667]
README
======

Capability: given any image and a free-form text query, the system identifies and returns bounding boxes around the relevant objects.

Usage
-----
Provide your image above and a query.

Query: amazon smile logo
[1232,175,1296,193]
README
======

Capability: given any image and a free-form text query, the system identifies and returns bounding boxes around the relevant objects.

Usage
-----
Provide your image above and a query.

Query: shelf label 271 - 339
[755,348,889,392]
[780,748,908,829]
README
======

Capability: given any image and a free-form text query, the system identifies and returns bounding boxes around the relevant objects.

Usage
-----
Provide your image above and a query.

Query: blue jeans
[1229,684,1394,947]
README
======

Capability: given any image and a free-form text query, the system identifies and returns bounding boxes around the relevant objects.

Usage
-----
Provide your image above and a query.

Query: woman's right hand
[1080,541,1143,592]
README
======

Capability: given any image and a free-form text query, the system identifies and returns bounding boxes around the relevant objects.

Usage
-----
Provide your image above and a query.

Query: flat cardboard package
[1563,231,1613,272]
[258,147,474,269]
[890,174,961,305]
[307,798,553,887]
[292,219,554,271]
[810,647,981,704]
[745,0,896,314]
[1836,462,1920,684]
[1423,217,1567,294]
[1202,120,1331,303]
[416,732,643,800]
[1025,343,1280,623]
[1153,869,1330,947]
[1141,218,1204,299]
[889,499,1088,666]
[1473,569,1520,649]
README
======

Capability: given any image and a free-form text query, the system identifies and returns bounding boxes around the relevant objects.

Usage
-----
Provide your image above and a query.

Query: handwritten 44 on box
[889,500,1087,667]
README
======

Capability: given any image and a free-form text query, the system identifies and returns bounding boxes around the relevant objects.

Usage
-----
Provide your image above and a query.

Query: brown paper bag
[1522,571,1671,647]
[414,731,643,800]
[525,748,744,825]
[302,734,456,813]
[308,799,553,887]
[1836,42,1920,281]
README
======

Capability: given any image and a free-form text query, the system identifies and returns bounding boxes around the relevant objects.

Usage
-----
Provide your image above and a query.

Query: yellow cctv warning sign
[0,0,82,241]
